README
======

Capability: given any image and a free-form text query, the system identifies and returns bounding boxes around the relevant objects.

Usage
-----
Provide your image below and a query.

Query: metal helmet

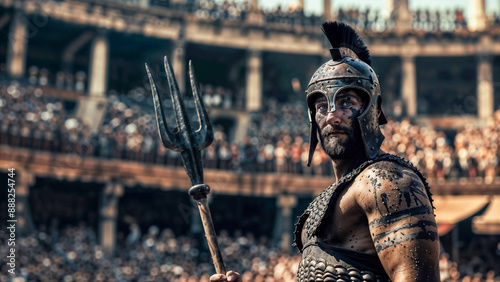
[306,21,387,166]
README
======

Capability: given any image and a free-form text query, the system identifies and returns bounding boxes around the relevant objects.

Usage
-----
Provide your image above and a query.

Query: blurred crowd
[454,116,500,180]
[195,0,251,21]
[125,0,483,33]
[439,236,500,282]
[381,120,458,179]
[410,9,467,32]
[0,224,300,281]
[2,79,500,180]
[193,1,473,32]
[325,7,469,32]
[0,222,498,281]
[0,82,91,155]
[25,66,87,93]
[200,83,239,109]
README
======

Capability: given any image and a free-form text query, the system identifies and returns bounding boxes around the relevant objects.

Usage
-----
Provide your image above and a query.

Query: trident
[145,56,226,274]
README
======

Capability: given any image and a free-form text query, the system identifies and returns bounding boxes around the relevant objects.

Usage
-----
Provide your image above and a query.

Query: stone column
[6,12,28,78]
[15,171,35,236]
[88,32,109,97]
[246,0,264,24]
[477,55,493,119]
[323,0,332,21]
[390,0,411,32]
[276,195,297,253]
[251,0,258,11]
[245,49,262,112]
[76,31,109,132]
[172,40,186,94]
[99,182,123,257]
[401,55,417,117]
[469,0,487,31]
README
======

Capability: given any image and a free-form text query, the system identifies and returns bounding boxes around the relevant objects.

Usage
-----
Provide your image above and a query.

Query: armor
[306,22,387,166]
[294,154,433,281]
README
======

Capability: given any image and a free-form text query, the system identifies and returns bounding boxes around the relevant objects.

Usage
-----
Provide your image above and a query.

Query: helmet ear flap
[307,118,319,167]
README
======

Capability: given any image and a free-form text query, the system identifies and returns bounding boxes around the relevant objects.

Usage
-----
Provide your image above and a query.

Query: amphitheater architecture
[1,0,500,280]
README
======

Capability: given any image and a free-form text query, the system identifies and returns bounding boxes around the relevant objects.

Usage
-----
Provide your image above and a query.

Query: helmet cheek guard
[306,90,327,167]
[306,108,319,167]
[358,93,386,159]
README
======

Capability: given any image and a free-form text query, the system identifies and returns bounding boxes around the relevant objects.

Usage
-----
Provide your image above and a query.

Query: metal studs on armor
[297,258,389,282]
[362,272,376,281]
[349,268,363,281]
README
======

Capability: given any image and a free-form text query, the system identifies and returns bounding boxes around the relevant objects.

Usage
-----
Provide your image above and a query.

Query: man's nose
[326,109,341,125]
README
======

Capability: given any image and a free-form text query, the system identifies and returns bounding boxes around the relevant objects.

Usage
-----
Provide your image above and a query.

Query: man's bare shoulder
[351,160,439,281]
[352,160,433,216]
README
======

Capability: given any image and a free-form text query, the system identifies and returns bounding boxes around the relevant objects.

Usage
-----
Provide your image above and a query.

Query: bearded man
[211,21,439,282]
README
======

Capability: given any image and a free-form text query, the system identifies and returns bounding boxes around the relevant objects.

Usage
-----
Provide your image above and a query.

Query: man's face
[314,89,367,160]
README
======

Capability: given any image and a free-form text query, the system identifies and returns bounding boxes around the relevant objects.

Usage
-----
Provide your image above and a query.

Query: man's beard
[318,123,364,160]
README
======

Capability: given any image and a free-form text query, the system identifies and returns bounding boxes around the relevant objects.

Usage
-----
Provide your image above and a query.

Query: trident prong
[145,61,181,152]
[146,56,214,185]
[145,56,225,274]
[189,60,214,150]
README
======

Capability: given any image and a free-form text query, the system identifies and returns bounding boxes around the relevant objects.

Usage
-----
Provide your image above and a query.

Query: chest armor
[293,154,432,282]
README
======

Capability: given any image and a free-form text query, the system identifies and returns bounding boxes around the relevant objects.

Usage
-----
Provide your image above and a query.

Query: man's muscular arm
[356,161,440,282]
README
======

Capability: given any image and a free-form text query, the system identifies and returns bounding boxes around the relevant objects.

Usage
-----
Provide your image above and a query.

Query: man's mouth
[327,131,347,136]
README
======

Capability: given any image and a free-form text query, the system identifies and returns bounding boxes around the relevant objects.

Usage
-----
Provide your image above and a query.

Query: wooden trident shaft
[145,56,226,274]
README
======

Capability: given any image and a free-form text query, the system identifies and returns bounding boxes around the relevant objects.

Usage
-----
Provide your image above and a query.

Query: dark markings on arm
[370,168,427,215]
[369,176,382,214]
[404,191,411,207]
[409,181,427,206]
[372,220,437,244]
[381,193,390,213]
[369,205,434,229]
[395,188,403,207]
[374,230,438,252]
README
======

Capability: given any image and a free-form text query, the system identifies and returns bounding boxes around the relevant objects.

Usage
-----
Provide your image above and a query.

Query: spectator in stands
[218,141,232,170]
[454,9,467,30]
[240,137,258,173]
[494,13,500,26]
[204,143,219,169]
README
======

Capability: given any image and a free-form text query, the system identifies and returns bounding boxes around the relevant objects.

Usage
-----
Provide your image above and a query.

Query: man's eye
[340,100,354,108]
[316,104,328,111]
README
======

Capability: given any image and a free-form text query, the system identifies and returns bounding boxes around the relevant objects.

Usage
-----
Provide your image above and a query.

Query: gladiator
[211,21,440,282]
